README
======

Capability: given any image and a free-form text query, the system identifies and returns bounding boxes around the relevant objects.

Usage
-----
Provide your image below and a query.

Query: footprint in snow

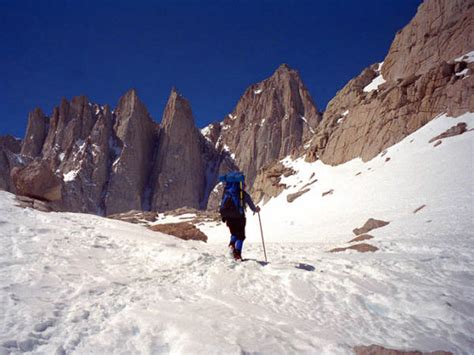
[34,319,55,332]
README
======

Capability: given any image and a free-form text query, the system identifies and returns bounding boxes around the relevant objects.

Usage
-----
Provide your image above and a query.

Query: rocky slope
[307,0,474,166]
[254,0,473,200]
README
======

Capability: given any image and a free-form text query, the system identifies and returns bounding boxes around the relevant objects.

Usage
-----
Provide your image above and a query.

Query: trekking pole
[257,211,268,262]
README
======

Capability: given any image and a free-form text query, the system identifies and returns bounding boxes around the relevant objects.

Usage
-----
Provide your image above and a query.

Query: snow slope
[201,112,474,247]
[0,113,473,354]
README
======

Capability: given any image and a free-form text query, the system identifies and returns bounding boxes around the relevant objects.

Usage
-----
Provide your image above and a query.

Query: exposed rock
[413,204,427,213]
[151,89,206,212]
[217,64,321,184]
[433,140,442,147]
[354,344,452,355]
[348,234,374,243]
[60,104,115,214]
[0,135,23,192]
[306,0,474,166]
[300,179,318,190]
[21,108,49,157]
[382,0,473,81]
[11,159,63,202]
[322,189,334,197]
[14,195,54,212]
[287,188,310,203]
[149,222,208,242]
[428,122,467,143]
[252,161,296,203]
[107,210,159,224]
[353,218,390,236]
[329,243,378,253]
[105,89,158,215]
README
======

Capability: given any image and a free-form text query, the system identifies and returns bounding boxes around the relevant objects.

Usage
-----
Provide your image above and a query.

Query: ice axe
[257,211,268,263]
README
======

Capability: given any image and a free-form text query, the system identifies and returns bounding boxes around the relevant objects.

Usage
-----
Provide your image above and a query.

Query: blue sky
[0,0,422,137]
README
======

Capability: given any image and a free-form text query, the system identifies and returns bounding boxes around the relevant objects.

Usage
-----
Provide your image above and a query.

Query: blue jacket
[243,191,258,213]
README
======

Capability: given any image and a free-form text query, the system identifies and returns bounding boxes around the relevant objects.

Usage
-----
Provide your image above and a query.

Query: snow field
[0,112,473,354]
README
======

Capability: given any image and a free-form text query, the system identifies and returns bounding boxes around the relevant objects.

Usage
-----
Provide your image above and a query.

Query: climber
[219,172,260,260]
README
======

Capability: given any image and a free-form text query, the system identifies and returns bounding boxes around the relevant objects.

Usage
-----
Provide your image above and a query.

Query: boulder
[287,188,310,203]
[329,243,379,253]
[107,210,159,224]
[348,234,374,243]
[353,218,390,236]
[428,122,467,143]
[11,159,63,201]
[149,222,208,242]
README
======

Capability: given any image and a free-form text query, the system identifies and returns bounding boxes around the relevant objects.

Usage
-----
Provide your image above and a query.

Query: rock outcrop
[149,222,208,242]
[428,122,468,142]
[306,0,474,166]
[11,159,63,202]
[21,108,48,157]
[252,161,296,204]
[329,243,379,253]
[215,64,321,184]
[382,0,473,81]
[0,135,22,192]
[353,218,390,236]
[105,89,158,215]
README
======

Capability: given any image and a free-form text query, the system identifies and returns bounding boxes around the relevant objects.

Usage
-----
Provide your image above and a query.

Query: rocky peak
[151,89,206,211]
[21,107,48,157]
[104,89,158,215]
[217,63,321,184]
[160,88,197,134]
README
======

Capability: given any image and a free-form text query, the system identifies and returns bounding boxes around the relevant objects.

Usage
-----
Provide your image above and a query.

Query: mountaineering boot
[233,248,242,261]
[228,235,237,257]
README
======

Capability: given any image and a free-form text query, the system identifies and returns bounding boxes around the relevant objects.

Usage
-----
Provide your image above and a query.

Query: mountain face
[104,89,158,215]
[8,89,232,215]
[1,0,471,214]
[151,89,206,212]
[304,0,474,166]
[253,0,473,201]
[206,64,321,185]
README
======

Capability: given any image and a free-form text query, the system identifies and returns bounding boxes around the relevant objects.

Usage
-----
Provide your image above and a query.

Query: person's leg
[233,218,247,260]
[226,219,239,250]
[229,235,237,248]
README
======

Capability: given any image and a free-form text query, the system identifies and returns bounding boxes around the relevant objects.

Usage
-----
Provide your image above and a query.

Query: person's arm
[244,192,260,213]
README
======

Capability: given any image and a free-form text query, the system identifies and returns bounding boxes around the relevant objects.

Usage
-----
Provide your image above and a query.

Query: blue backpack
[219,172,245,220]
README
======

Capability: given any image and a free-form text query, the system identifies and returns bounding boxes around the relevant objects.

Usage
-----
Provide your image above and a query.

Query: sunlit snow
[455,50,474,63]
[0,113,473,354]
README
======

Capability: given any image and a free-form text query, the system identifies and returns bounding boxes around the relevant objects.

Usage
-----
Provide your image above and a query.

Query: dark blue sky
[0,0,422,138]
